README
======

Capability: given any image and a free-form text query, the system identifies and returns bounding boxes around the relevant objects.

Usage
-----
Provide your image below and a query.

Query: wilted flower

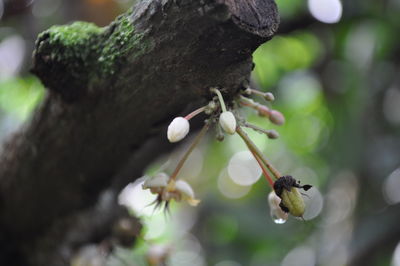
[268,191,289,222]
[142,173,200,208]
[167,117,190,143]
[273,175,312,217]
[219,111,236,134]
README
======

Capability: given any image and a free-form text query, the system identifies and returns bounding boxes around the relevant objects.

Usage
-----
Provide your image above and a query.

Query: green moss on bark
[97,13,154,75]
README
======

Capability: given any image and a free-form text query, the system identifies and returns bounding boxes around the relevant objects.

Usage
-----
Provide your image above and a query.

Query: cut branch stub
[219,0,279,37]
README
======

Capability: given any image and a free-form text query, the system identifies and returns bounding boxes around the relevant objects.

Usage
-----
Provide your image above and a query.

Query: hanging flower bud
[219,111,236,135]
[167,117,190,143]
[268,191,289,223]
[273,175,312,217]
[264,92,275,101]
[266,129,279,139]
[257,105,271,117]
[269,110,285,125]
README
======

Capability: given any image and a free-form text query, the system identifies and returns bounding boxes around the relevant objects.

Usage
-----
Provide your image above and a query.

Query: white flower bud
[219,111,236,135]
[167,117,190,143]
[175,180,200,206]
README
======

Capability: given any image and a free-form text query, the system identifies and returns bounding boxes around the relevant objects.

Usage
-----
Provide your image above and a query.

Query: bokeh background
[1,0,400,265]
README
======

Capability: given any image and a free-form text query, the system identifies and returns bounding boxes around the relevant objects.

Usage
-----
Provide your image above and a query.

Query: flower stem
[184,106,207,120]
[170,122,210,181]
[247,145,274,187]
[236,126,281,180]
[211,88,227,112]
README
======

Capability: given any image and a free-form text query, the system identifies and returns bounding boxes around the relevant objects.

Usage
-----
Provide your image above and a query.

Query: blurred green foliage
[0,75,44,120]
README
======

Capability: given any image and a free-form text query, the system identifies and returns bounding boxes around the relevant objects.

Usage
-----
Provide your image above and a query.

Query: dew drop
[271,213,287,224]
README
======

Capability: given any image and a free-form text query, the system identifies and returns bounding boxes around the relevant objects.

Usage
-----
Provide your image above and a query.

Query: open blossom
[167,117,190,143]
[142,173,200,207]
[219,111,236,135]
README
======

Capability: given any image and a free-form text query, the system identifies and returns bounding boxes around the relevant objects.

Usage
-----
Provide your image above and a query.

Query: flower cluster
[142,87,312,222]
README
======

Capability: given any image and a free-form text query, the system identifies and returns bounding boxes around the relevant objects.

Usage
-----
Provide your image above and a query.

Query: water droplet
[271,212,287,224]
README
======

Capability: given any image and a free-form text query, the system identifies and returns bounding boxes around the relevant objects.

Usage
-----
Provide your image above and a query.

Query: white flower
[174,180,200,206]
[167,117,190,143]
[219,111,236,135]
[142,173,200,207]
[142,173,169,193]
[268,191,289,222]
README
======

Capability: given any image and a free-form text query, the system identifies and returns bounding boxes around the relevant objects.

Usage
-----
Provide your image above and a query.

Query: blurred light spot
[215,260,242,266]
[118,178,161,216]
[322,171,358,225]
[168,234,205,266]
[228,151,261,186]
[291,167,320,187]
[383,167,400,205]
[144,216,167,240]
[392,242,400,266]
[287,114,323,150]
[174,148,203,181]
[32,0,61,17]
[308,0,342,24]
[345,23,376,69]
[218,169,251,199]
[302,187,323,220]
[282,246,316,266]
[383,88,400,125]
[171,207,198,238]
[0,1,4,20]
[0,35,25,79]
[279,71,322,109]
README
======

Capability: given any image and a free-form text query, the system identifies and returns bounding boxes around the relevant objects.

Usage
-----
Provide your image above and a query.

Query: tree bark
[0,0,279,265]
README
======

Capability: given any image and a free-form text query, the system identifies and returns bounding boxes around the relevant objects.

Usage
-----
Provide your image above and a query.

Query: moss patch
[98,13,154,75]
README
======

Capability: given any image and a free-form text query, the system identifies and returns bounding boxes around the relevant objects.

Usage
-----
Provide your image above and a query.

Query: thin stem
[211,88,227,112]
[184,106,206,120]
[247,145,274,187]
[236,126,282,180]
[248,88,266,97]
[242,122,279,139]
[239,95,258,108]
[170,122,210,181]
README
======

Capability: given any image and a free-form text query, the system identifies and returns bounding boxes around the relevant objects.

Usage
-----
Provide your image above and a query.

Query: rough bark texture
[0,0,279,265]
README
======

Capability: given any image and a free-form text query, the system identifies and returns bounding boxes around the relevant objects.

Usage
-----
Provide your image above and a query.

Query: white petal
[268,191,282,209]
[174,180,200,206]
[167,117,190,143]
[142,172,169,189]
[219,111,236,135]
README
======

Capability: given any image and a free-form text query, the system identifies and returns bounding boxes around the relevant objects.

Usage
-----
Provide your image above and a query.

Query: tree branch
[0,0,279,265]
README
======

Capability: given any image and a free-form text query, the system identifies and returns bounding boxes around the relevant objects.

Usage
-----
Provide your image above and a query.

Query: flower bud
[167,117,190,143]
[269,110,285,125]
[257,105,271,117]
[219,111,236,135]
[266,129,279,139]
[264,92,275,101]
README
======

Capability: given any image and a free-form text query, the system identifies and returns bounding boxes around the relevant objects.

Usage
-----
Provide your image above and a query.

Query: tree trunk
[0,0,279,265]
